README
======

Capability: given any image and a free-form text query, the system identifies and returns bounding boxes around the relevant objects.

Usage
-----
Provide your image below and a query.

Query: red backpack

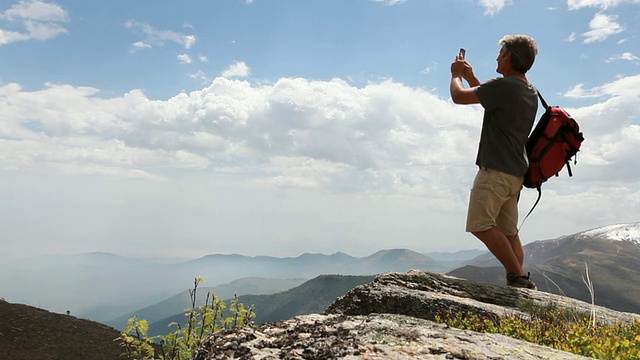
[521,91,584,220]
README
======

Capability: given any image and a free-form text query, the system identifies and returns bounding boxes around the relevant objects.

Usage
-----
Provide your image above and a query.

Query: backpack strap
[518,186,541,233]
[537,90,549,110]
[518,90,547,234]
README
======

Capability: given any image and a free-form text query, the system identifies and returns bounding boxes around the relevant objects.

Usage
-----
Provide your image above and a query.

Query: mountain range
[3,221,638,334]
[145,274,376,337]
[2,221,640,359]
[449,221,640,313]
[108,221,640,336]
[0,248,478,323]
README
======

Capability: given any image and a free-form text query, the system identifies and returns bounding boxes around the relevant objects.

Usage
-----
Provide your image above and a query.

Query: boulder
[194,271,640,359]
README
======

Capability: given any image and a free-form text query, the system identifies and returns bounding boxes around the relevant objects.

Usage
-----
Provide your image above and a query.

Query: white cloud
[132,41,151,50]
[567,0,640,10]
[606,52,640,62]
[199,55,208,62]
[478,0,513,15]
[581,12,624,43]
[420,61,438,75]
[125,20,196,49]
[221,61,250,78]
[184,35,196,49]
[4,74,638,192]
[1,74,639,257]
[0,77,479,198]
[177,53,192,64]
[189,70,208,81]
[561,76,640,180]
[563,83,603,99]
[0,0,68,45]
[0,0,67,22]
[370,0,407,5]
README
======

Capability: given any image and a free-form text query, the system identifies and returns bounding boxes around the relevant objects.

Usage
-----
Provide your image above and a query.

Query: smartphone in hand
[459,48,466,59]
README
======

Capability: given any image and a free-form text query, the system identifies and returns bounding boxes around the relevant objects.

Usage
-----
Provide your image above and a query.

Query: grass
[436,263,640,359]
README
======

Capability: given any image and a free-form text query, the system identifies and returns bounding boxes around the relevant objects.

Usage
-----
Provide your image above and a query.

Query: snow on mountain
[578,222,640,243]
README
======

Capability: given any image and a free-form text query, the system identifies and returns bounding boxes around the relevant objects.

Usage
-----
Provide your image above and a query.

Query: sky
[0,0,639,261]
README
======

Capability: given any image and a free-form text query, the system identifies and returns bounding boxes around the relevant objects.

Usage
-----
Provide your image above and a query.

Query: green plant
[436,302,640,359]
[117,277,255,360]
[117,315,156,359]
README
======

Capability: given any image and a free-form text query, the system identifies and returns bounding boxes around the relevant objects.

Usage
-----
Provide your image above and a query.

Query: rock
[194,271,640,359]
[326,270,640,326]
[194,313,593,359]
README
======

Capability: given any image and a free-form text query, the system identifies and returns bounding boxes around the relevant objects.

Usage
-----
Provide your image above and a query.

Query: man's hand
[450,52,480,105]
[462,61,480,87]
[450,53,467,78]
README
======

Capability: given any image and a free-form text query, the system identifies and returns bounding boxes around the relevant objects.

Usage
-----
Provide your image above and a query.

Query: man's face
[496,45,510,75]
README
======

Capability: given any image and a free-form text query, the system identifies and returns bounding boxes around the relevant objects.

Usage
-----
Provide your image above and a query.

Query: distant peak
[579,222,640,243]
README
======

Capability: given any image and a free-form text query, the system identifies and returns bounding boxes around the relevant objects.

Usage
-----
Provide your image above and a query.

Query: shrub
[436,303,640,359]
[117,277,255,360]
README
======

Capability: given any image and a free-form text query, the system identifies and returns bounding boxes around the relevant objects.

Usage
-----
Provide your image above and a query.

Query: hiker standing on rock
[450,35,539,289]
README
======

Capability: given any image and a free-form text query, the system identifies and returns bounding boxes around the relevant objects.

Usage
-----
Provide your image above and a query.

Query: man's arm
[450,58,481,105]
[450,77,480,104]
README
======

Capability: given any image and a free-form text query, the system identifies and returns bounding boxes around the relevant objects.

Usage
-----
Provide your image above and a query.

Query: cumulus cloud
[1,74,639,216]
[567,0,640,10]
[560,75,640,180]
[177,53,192,64]
[1,73,640,255]
[581,12,624,43]
[478,0,513,15]
[0,0,68,45]
[125,20,196,49]
[221,61,250,78]
[0,77,479,198]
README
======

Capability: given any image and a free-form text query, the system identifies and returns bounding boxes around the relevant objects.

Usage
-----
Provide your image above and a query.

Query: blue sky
[1,0,639,260]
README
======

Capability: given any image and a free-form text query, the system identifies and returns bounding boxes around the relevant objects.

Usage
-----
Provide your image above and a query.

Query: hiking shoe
[507,272,537,290]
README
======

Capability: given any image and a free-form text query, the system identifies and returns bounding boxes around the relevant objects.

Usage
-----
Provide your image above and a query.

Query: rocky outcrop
[194,271,640,359]
[326,270,640,325]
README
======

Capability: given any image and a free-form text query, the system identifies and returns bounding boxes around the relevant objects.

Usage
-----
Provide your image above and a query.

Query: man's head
[497,35,538,75]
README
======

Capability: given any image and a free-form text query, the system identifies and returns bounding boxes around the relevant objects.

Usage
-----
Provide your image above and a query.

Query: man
[450,35,539,289]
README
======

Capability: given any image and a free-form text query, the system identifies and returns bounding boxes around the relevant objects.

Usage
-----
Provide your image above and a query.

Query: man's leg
[507,234,524,268]
[472,227,524,276]
[467,168,525,276]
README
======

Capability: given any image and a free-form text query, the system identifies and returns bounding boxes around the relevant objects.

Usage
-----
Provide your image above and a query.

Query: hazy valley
[1,221,640,359]
[0,247,484,323]
[1,221,639,336]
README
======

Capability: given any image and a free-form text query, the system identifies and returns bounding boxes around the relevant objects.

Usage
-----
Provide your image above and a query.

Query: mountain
[0,299,138,360]
[352,249,440,274]
[10,271,632,359]
[0,248,447,322]
[448,221,640,313]
[424,248,487,262]
[424,248,488,270]
[106,276,306,330]
[147,274,375,337]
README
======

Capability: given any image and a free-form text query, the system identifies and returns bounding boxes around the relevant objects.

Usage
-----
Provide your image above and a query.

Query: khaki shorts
[466,167,523,236]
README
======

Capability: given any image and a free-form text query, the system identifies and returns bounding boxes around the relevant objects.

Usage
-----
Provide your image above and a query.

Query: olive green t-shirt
[474,76,538,177]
